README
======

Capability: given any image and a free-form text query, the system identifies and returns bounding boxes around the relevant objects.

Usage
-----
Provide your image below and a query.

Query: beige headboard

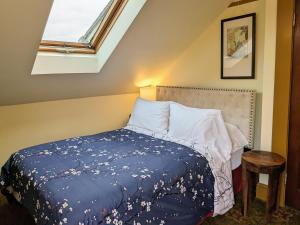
[156,86,256,149]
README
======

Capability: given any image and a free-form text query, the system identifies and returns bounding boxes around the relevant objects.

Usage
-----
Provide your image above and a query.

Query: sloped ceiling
[0,0,230,106]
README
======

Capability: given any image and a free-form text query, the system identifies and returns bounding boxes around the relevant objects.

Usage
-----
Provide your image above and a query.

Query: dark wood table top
[242,150,285,167]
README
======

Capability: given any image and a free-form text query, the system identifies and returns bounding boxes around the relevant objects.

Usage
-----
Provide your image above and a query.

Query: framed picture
[221,13,256,79]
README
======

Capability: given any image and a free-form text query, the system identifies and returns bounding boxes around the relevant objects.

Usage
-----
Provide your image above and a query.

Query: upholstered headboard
[156,86,256,149]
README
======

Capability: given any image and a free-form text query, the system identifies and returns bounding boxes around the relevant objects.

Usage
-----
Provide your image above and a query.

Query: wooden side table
[242,150,285,220]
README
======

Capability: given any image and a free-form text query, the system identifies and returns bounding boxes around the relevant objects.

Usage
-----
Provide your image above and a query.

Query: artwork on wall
[221,13,256,79]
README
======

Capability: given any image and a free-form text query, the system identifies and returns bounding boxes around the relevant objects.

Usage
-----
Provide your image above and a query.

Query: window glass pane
[42,0,112,43]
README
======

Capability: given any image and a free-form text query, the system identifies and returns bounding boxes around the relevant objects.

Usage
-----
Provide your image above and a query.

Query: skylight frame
[39,0,128,54]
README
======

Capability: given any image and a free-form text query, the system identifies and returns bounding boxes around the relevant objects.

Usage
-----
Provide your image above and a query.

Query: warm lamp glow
[139,86,156,101]
[135,79,154,88]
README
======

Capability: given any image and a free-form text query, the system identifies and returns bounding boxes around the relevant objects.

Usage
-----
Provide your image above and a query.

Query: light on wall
[139,85,156,100]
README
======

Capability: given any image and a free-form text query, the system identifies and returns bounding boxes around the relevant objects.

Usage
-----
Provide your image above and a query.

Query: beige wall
[256,0,293,206]
[0,0,231,106]
[150,0,291,206]
[151,0,279,193]
[0,0,290,206]
[158,1,267,150]
[271,0,294,206]
[0,1,270,167]
[162,1,264,90]
[0,93,138,165]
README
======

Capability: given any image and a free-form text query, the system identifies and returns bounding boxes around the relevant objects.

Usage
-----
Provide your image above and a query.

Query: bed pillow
[225,123,248,153]
[127,97,170,134]
[167,103,219,141]
[167,103,232,161]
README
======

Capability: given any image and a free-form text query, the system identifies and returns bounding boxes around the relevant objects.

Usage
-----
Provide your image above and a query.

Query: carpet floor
[203,197,300,225]
[0,193,300,225]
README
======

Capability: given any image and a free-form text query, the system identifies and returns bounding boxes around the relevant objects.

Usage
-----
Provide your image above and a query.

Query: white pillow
[167,103,232,161]
[127,97,169,134]
[225,123,248,153]
[168,103,219,141]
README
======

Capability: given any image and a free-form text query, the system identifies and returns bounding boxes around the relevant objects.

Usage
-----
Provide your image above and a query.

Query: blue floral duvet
[0,129,215,225]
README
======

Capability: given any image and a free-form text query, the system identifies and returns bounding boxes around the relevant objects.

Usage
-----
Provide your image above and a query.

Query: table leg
[267,171,280,221]
[276,173,283,211]
[249,172,258,203]
[242,161,249,216]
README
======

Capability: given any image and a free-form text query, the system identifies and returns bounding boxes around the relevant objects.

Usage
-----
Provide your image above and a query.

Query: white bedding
[127,98,170,134]
[125,110,235,216]
[167,103,232,162]
[126,99,248,216]
[231,147,244,170]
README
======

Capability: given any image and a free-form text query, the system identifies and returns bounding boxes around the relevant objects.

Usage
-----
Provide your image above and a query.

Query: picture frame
[221,13,256,79]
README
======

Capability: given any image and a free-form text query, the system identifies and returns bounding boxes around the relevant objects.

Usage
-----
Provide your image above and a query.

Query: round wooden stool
[241,150,285,220]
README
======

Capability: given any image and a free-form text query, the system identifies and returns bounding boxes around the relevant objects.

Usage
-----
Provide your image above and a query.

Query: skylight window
[43,0,111,43]
[40,0,127,54]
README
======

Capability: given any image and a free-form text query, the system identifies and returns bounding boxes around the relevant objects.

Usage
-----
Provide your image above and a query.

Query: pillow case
[167,102,232,161]
[127,97,170,134]
[167,103,219,141]
[225,123,248,153]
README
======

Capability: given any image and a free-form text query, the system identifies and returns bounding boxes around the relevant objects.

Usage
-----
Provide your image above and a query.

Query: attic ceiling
[0,0,230,106]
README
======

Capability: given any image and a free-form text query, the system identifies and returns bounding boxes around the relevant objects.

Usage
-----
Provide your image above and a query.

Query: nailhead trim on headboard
[156,85,256,149]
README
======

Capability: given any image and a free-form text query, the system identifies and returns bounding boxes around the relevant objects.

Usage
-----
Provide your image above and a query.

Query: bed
[0,86,256,225]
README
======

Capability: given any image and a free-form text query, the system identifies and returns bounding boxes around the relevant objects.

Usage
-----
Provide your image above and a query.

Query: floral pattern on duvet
[0,129,214,225]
